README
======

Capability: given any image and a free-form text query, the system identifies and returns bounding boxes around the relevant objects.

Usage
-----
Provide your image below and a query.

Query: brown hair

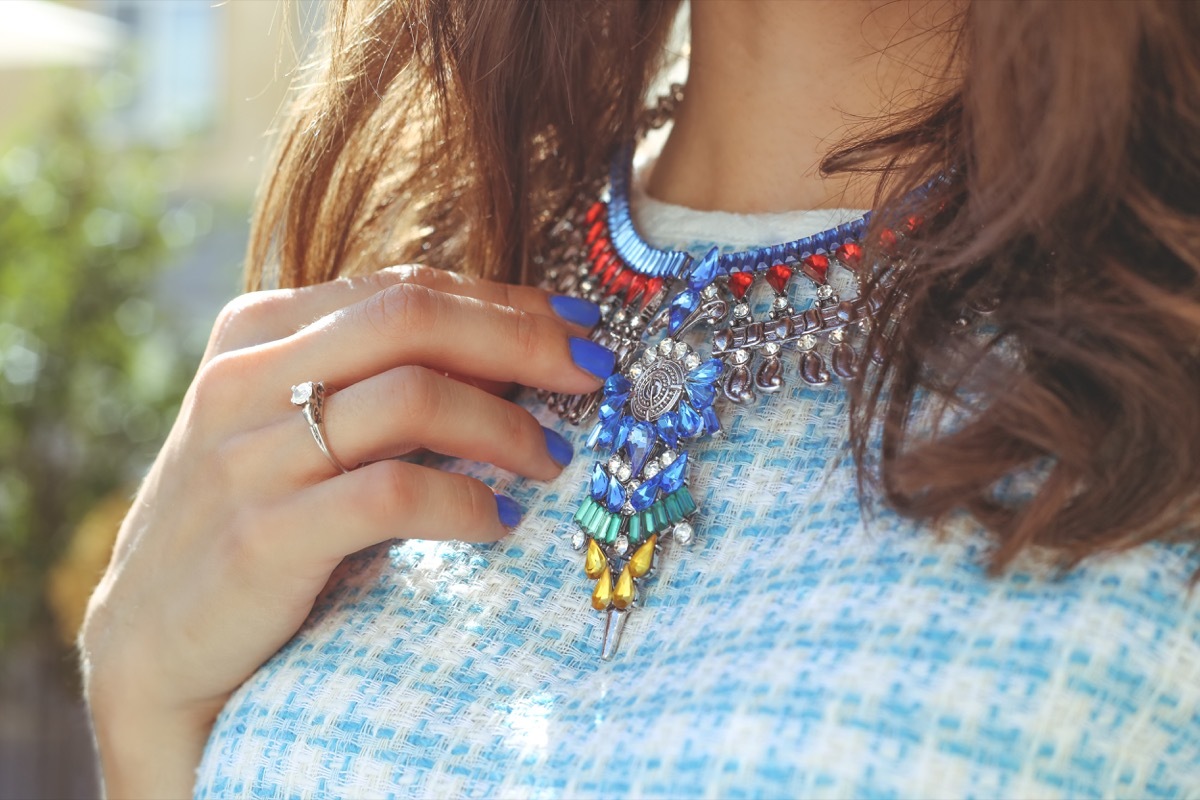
[248,0,1200,572]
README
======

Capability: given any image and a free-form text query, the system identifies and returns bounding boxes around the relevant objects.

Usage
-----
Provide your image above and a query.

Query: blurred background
[0,2,318,796]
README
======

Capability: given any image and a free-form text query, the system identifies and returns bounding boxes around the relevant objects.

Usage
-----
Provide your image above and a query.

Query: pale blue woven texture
[194,369,1200,798]
[195,207,1200,796]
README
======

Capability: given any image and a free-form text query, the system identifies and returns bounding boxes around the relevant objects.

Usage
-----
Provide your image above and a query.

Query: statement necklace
[539,99,923,659]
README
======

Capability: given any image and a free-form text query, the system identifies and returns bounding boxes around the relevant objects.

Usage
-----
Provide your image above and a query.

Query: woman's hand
[79,265,611,799]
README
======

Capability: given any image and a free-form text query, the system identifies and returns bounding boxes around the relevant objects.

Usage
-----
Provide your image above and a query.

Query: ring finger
[254,365,574,491]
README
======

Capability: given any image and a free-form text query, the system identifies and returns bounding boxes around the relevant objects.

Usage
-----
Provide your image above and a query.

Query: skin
[81,2,953,797]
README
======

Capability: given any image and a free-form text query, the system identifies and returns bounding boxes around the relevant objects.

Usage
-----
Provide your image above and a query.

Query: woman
[81,1,1200,797]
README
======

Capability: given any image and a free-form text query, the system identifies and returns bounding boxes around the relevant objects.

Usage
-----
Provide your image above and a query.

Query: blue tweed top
[194,196,1200,799]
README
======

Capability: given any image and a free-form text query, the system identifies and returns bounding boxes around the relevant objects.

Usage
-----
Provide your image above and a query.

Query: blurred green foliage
[0,84,198,648]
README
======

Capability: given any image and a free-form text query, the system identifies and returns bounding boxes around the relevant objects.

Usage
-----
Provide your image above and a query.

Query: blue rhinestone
[659,452,689,494]
[586,421,605,450]
[687,358,722,386]
[612,415,634,452]
[686,247,721,291]
[631,474,659,512]
[679,402,704,438]
[598,399,623,423]
[702,405,722,436]
[590,463,608,500]
[626,421,657,476]
[604,374,631,396]
[685,381,716,409]
[656,411,680,448]
[605,474,626,512]
[667,289,700,335]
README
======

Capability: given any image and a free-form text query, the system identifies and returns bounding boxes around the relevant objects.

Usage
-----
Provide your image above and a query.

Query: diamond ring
[290,381,349,474]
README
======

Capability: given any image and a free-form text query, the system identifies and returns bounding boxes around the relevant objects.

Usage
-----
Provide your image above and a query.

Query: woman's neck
[648,0,956,214]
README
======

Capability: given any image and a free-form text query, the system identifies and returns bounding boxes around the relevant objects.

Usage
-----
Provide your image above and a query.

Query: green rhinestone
[639,510,654,537]
[651,502,669,533]
[585,508,605,538]
[664,494,684,523]
[628,514,643,544]
[676,488,697,516]
[574,498,595,527]
[606,514,623,544]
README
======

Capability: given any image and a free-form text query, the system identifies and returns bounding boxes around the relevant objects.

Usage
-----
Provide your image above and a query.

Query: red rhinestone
[641,277,664,309]
[802,253,830,284]
[765,263,793,294]
[880,228,898,252]
[627,274,647,305]
[905,214,924,232]
[585,201,605,225]
[590,250,612,276]
[728,271,754,300]
[585,219,605,246]
[610,269,633,296]
[836,241,863,268]
[588,237,608,262]
[600,260,621,288]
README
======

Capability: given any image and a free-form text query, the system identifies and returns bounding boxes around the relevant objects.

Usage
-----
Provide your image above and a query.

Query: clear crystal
[734,303,750,318]
[571,530,586,551]
[608,455,622,473]
[858,319,872,333]
[798,334,818,350]
[817,285,835,300]
[731,348,750,364]
[629,362,644,378]
[673,521,695,546]
[829,328,846,343]
[621,501,635,516]
[773,296,789,310]
[600,300,616,317]
[659,338,674,355]
[660,449,677,466]
[580,280,594,293]
[643,462,660,478]
[643,347,657,364]
[701,285,718,299]
[290,383,312,405]
[673,341,688,358]
[763,342,781,356]
[614,310,627,324]
[684,353,701,370]
[617,465,632,482]
[629,316,643,329]
[614,535,630,555]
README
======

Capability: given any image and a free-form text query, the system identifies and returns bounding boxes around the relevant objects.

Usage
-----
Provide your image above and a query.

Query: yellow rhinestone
[628,535,657,578]
[591,565,613,611]
[613,564,636,610]
[584,538,606,579]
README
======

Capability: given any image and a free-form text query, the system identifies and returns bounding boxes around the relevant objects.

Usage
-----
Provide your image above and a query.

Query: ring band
[290,381,350,474]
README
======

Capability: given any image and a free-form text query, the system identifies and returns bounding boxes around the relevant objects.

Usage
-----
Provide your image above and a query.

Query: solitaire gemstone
[572,530,586,551]
[734,303,750,318]
[615,535,630,555]
[290,383,313,405]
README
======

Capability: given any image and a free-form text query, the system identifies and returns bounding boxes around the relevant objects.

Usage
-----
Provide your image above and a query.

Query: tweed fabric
[195,200,1200,799]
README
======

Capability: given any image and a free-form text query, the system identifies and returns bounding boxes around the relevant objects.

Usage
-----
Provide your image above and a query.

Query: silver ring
[290,381,349,473]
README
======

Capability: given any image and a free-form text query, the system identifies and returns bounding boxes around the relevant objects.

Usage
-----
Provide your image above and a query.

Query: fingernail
[569,337,616,380]
[549,295,602,328]
[542,426,574,467]
[494,494,524,529]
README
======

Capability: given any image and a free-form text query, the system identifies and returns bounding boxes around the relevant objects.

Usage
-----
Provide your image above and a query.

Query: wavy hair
[248,0,1200,573]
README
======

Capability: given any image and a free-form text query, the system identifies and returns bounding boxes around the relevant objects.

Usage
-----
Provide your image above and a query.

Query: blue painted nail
[494,494,523,529]
[549,295,602,328]
[569,337,616,380]
[542,426,574,467]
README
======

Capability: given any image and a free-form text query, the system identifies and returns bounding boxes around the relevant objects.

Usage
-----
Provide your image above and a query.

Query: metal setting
[290,381,350,474]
